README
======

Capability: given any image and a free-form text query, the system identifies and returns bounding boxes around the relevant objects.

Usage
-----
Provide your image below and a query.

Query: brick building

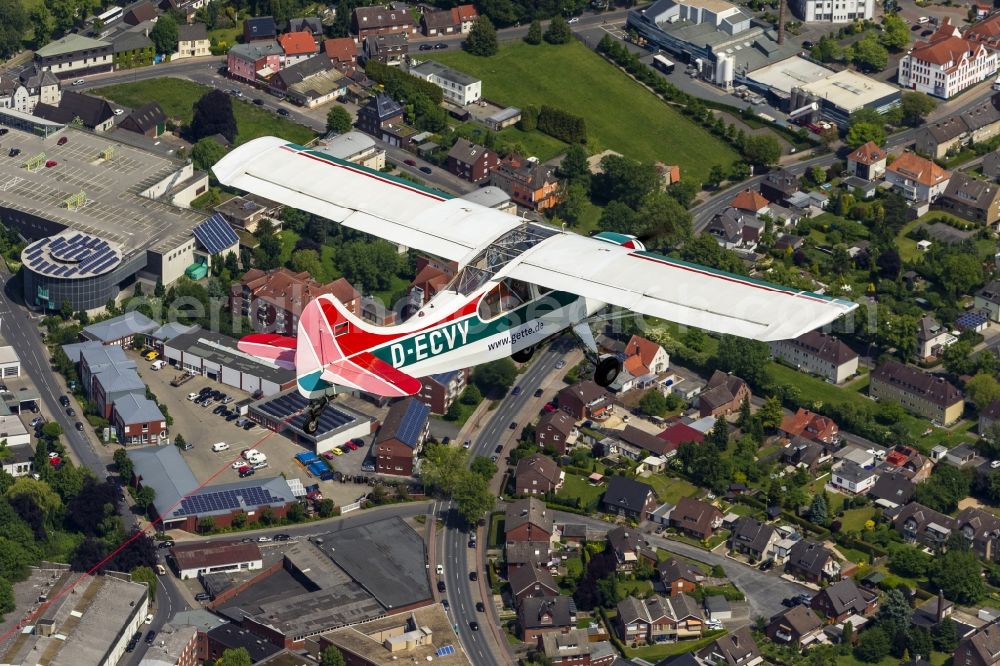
[374,398,429,476]
[231,267,360,337]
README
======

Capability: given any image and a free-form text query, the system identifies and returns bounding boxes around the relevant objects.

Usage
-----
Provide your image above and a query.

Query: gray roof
[167,609,228,632]
[816,578,871,615]
[318,131,376,159]
[229,40,283,60]
[289,17,323,33]
[273,54,332,87]
[151,321,198,342]
[603,476,655,513]
[62,340,105,363]
[869,471,914,505]
[447,138,489,164]
[365,93,403,121]
[508,563,558,595]
[410,59,480,86]
[978,279,1000,305]
[941,171,999,212]
[834,460,877,484]
[18,64,59,90]
[2,443,35,465]
[460,185,511,209]
[704,595,730,613]
[124,101,166,132]
[128,444,199,518]
[111,30,153,53]
[34,91,115,129]
[730,516,777,553]
[787,539,835,576]
[80,344,134,371]
[506,497,554,534]
[94,365,146,395]
[177,23,208,41]
[520,596,573,629]
[35,33,110,58]
[165,328,295,385]
[83,311,159,343]
[113,393,165,424]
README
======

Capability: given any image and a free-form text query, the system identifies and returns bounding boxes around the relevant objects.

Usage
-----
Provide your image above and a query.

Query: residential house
[14,65,61,114]
[954,618,1000,666]
[507,541,551,572]
[519,596,574,642]
[322,37,359,71]
[352,5,415,39]
[601,476,657,521]
[779,408,839,445]
[698,627,762,666]
[0,443,34,478]
[869,361,964,425]
[446,139,498,183]
[846,141,887,180]
[536,410,576,455]
[118,101,166,138]
[956,506,1000,561]
[937,172,1000,226]
[622,334,670,379]
[244,16,278,42]
[944,442,978,467]
[916,96,1000,159]
[976,279,1000,322]
[269,54,332,94]
[984,148,1000,182]
[231,268,360,336]
[617,594,703,645]
[277,30,319,65]
[885,152,952,202]
[111,30,154,70]
[285,67,348,108]
[982,398,1000,436]
[831,460,878,494]
[894,501,956,550]
[540,629,592,666]
[112,393,167,446]
[33,34,113,78]
[769,330,859,384]
[658,558,705,597]
[698,370,750,418]
[420,4,478,35]
[669,497,723,540]
[363,33,408,66]
[917,316,957,360]
[515,454,564,496]
[760,167,800,205]
[373,398,429,476]
[355,93,405,137]
[227,41,283,83]
[558,381,612,421]
[416,369,467,414]
[785,539,841,583]
[868,471,915,509]
[612,425,674,460]
[410,60,481,106]
[780,438,828,472]
[704,208,763,251]
[729,189,771,216]
[506,497,554,545]
[508,565,559,607]
[174,23,211,59]
[766,605,824,648]
[123,1,158,25]
[34,91,115,131]
[158,0,200,22]
[657,423,705,457]
[729,516,779,562]
[810,579,878,623]
[489,153,562,211]
[606,526,657,572]
[883,444,934,481]
[213,193,282,233]
[898,20,999,98]
[288,17,323,34]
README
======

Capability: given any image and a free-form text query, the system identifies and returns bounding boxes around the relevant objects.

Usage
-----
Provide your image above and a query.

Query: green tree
[854,626,890,662]
[471,358,517,397]
[900,91,936,127]
[470,455,498,479]
[544,16,572,44]
[707,164,726,188]
[914,463,970,514]
[930,547,985,604]
[149,13,179,55]
[524,19,542,44]
[325,105,353,134]
[460,385,482,405]
[558,143,590,184]
[846,122,885,148]
[877,588,912,635]
[216,647,253,666]
[851,35,889,72]
[421,444,469,495]
[809,492,828,526]
[880,14,910,50]
[716,334,770,386]
[320,646,346,666]
[191,137,228,172]
[191,89,237,143]
[130,566,158,602]
[465,16,498,56]
[639,390,669,417]
[452,470,494,524]
[29,4,54,46]
[933,618,958,652]
[0,0,28,57]
[938,253,984,298]
[318,498,335,517]
[113,448,133,482]
[888,543,931,577]
[967,372,1000,412]
[637,191,691,246]
[708,416,729,451]
[742,135,781,168]
[811,34,843,62]
[0,577,13,619]
[757,396,784,431]
[133,485,156,513]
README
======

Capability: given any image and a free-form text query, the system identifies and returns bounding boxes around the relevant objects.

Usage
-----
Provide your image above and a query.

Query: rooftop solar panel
[436,645,455,657]
[194,214,239,255]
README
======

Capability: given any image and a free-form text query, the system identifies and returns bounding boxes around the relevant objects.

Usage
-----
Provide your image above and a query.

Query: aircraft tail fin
[298,294,420,397]
[237,333,297,370]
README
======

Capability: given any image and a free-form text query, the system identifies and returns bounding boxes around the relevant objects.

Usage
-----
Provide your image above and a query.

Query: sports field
[429,41,739,184]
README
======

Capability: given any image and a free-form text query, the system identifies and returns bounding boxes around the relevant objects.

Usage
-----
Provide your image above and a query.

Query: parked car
[419,166,432,174]
[469,621,479,631]
[508,421,516,430]
[66,408,75,417]
[45,160,57,168]
[511,386,522,396]
[567,16,580,22]
[243,421,255,430]
[476,601,485,612]
[75,421,84,431]
[469,571,477,581]
[212,442,230,452]
[195,592,211,601]
[533,388,543,397]
[72,79,85,85]
[145,630,156,644]
[157,540,174,549]
[57,137,68,146]
[8,148,20,157]
[277,108,290,116]
[404,158,416,166]
[436,564,444,575]
[31,416,44,427]
[437,580,446,592]
[258,536,272,542]
[495,444,503,453]
[434,42,449,49]
[555,359,566,369]
[253,98,264,105]
[490,454,498,462]
[144,614,154,625]
[274,533,290,541]
[419,43,432,50]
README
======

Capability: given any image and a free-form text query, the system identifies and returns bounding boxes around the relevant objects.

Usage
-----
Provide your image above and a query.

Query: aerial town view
[9,0,1000,664]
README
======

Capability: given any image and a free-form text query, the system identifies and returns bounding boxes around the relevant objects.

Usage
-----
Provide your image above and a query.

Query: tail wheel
[512,346,535,363]
[304,417,319,434]
[594,356,622,388]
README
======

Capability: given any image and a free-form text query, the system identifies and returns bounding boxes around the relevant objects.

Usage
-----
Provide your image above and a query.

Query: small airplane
[214,137,857,433]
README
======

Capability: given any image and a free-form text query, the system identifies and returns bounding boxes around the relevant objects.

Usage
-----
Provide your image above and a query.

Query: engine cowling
[592,231,646,251]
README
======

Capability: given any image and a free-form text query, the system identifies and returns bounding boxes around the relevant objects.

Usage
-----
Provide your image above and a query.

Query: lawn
[618,579,654,597]
[93,78,316,146]
[428,41,739,184]
[495,126,567,162]
[840,506,876,532]
[644,475,699,504]
[626,632,723,661]
[895,211,980,263]
[557,474,605,511]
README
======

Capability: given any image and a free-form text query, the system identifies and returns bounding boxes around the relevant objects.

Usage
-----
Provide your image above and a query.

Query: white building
[409,60,481,106]
[769,330,859,384]
[33,34,114,78]
[789,0,873,22]
[1,443,34,477]
[316,130,386,170]
[0,345,20,378]
[898,21,998,99]
[831,460,878,494]
[0,415,30,447]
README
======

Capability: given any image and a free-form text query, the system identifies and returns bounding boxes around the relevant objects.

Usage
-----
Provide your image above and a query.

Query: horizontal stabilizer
[238,333,297,370]
[321,351,422,397]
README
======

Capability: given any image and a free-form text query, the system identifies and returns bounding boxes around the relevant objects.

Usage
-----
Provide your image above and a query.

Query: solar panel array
[396,400,429,448]
[22,233,121,279]
[175,485,282,517]
[193,213,239,255]
[436,645,455,657]
[255,392,357,436]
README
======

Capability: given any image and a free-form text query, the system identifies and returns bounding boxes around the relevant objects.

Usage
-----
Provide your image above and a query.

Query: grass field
[645,475,699,504]
[495,126,567,162]
[428,41,739,184]
[557,474,605,510]
[93,78,316,146]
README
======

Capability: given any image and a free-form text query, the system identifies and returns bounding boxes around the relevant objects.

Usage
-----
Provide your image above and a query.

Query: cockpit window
[478,279,532,320]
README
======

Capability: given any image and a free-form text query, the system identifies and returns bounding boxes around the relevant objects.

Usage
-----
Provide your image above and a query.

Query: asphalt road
[551,511,812,621]
[440,337,574,666]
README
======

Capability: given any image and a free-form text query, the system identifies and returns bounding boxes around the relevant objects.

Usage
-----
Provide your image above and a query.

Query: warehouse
[163,327,296,397]
[745,56,837,108]
[170,540,264,580]
[248,390,375,454]
[789,69,900,127]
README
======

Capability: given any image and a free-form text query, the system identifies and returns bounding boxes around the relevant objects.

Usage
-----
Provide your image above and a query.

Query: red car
[45,160,57,168]
[404,159,416,166]
[57,137,68,146]
[543,403,556,413]
[49,456,61,465]
[346,442,359,451]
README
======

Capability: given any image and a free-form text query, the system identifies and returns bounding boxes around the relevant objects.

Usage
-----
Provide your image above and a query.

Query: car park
[243,421,255,430]
[239,467,255,478]
[212,442,230,452]
[187,393,199,401]
[57,137,68,146]
[213,405,227,415]
[252,461,269,470]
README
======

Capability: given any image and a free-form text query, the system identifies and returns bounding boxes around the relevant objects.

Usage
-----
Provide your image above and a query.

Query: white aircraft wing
[508,233,857,342]
[212,136,521,262]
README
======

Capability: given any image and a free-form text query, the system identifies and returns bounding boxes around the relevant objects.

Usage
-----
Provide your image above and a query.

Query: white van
[156,564,166,575]
[248,453,267,464]
[917,15,929,23]
[212,442,230,452]
[187,392,198,401]
[151,360,166,370]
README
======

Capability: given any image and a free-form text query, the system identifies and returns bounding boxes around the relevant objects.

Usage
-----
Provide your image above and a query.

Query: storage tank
[715,54,734,87]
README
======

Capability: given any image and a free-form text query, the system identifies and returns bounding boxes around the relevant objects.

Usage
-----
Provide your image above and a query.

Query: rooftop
[797,69,900,113]
[746,55,837,95]
[165,327,295,385]
[35,33,111,58]
[82,311,158,342]
[410,59,480,87]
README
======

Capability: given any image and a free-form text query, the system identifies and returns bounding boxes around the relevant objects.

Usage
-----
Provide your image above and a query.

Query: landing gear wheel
[594,356,622,388]
[512,346,535,363]
[302,396,330,434]
[304,417,319,434]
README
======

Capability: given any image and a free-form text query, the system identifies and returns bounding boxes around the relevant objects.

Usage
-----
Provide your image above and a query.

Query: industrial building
[170,540,264,580]
[0,123,234,312]
[248,390,374,453]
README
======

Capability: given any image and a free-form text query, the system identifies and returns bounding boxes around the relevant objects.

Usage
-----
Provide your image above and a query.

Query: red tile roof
[171,540,262,571]
[657,423,705,452]
[279,31,319,56]
[323,37,357,62]
[729,189,769,212]
[848,141,887,166]
[887,152,951,187]
[454,4,478,20]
